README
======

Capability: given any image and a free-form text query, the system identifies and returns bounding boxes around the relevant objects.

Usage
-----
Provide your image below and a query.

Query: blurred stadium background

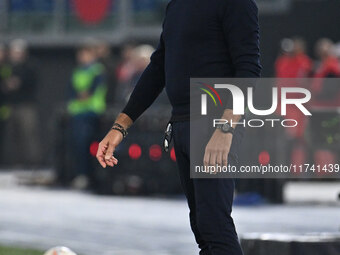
[0,0,340,254]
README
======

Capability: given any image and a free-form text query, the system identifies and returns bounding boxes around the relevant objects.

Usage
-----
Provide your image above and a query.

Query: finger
[107,155,117,162]
[105,143,115,160]
[97,152,107,168]
[209,151,216,166]
[203,150,210,167]
[105,143,116,167]
[98,156,107,168]
[216,152,222,167]
[107,156,118,165]
[97,142,107,156]
[97,144,107,168]
[209,151,217,175]
[106,158,114,167]
[222,151,229,167]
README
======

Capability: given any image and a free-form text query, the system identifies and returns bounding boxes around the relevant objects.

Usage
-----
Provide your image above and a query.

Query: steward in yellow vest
[68,44,107,189]
[68,61,107,115]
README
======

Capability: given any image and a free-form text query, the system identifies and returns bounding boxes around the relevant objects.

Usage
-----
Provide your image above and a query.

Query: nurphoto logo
[200,84,312,128]
[201,84,311,116]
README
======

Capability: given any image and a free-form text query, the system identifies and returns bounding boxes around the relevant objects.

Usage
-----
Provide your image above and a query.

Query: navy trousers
[172,121,244,255]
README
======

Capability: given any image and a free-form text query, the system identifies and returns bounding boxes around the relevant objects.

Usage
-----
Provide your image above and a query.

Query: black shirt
[6,61,37,104]
[123,0,262,121]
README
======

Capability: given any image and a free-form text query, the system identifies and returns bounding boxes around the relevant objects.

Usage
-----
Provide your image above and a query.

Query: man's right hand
[96,113,133,168]
[96,129,122,168]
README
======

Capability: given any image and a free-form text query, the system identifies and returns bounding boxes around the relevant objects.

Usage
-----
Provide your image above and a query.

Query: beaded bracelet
[111,123,128,138]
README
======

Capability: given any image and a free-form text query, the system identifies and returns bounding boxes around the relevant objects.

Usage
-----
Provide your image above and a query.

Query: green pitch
[0,245,42,255]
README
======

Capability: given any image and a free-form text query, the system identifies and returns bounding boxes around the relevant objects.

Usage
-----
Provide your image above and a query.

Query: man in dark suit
[97,0,261,254]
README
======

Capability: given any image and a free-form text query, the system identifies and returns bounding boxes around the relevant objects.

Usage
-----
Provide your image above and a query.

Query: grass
[0,245,43,255]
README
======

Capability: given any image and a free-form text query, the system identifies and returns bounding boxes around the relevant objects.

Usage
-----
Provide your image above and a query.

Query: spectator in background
[275,38,312,131]
[124,45,154,100]
[0,44,11,164]
[116,44,136,84]
[275,38,294,78]
[115,44,154,103]
[68,42,107,189]
[292,38,313,77]
[1,39,41,166]
[312,38,340,105]
[95,41,118,105]
[0,44,5,110]
[335,42,340,60]
[0,43,9,110]
[310,38,340,170]
[0,43,9,89]
[313,38,340,78]
[275,38,312,78]
[275,38,312,167]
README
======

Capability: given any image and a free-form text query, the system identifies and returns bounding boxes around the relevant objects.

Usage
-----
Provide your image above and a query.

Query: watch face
[222,123,231,132]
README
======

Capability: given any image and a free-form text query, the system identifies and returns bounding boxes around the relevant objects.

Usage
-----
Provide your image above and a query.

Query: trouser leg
[173,121,210,255]
[71,113,99,177]
[16,104,41,165]
[193,160,243,255]
[173,121,244,255]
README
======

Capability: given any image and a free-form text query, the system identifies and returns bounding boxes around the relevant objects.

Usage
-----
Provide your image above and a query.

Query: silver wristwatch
[215,123,234,134]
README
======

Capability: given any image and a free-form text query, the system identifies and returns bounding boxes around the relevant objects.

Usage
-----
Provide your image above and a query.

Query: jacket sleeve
[122,33,166,122]
[223,0,262,78]
[222,0,262,110]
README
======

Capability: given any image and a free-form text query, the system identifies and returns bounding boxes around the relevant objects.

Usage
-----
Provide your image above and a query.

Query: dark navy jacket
[123,0,262,121]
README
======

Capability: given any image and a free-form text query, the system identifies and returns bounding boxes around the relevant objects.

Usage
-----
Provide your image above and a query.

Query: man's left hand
[203,130,233,167]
